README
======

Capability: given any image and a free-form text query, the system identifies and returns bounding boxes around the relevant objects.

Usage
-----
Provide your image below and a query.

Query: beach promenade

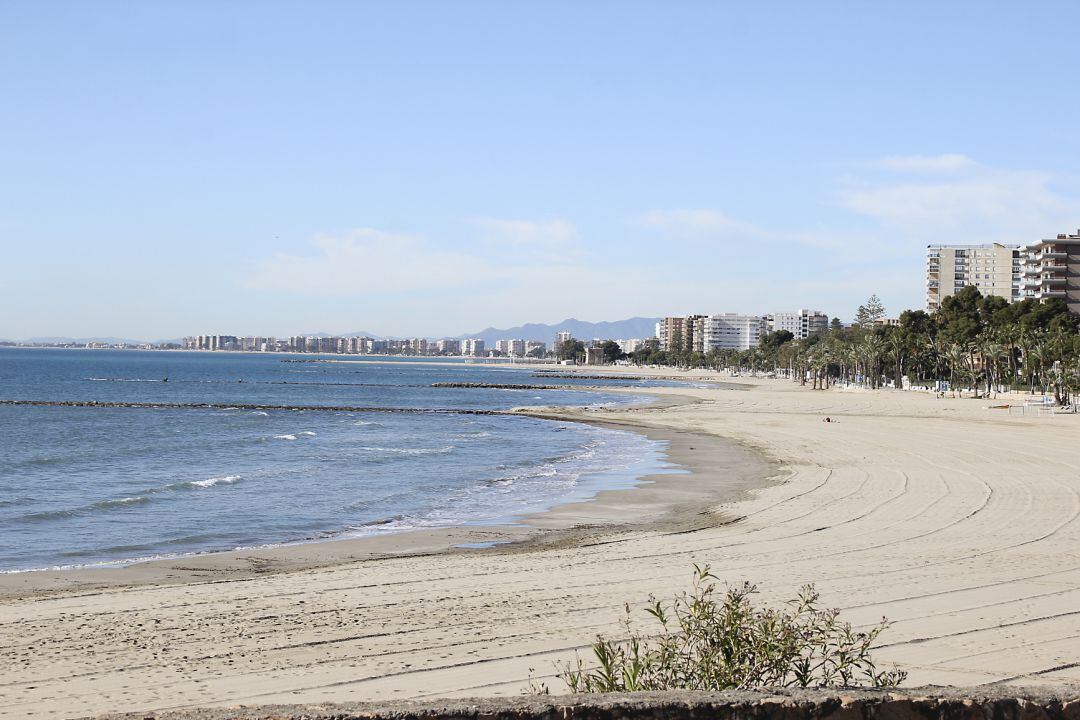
[3,373,1080,718]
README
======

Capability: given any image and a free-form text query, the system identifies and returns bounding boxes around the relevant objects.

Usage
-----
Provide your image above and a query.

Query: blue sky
[2,1,1079,340]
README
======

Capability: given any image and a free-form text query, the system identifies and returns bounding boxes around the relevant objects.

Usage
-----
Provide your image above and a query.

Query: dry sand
[2,371,1080,718]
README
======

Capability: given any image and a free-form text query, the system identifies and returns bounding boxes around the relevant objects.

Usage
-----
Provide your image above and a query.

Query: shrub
[558,565,906,692]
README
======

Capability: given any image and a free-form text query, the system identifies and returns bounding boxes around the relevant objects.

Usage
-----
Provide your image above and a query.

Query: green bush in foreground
[555,565,906,693]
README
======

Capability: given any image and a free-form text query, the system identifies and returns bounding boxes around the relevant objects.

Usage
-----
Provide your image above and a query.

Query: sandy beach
[3,372,1080,718]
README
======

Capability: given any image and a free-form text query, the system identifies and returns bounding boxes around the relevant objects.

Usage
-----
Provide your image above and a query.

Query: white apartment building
[704,314,765,351]
[926,243,1022,311]
[766,309,829,339]
[460,338,485,356]
[435,338,461,355]
[1019,230,1080,313]
[495,339,527,356]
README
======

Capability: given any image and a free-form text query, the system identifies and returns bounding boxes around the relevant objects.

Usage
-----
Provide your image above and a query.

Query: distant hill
[459,317,660,345]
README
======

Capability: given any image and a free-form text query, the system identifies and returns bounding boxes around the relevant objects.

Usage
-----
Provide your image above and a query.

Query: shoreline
[0,389,777,599]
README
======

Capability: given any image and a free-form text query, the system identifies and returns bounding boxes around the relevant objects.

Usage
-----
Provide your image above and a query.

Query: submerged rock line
[0,399,510,415]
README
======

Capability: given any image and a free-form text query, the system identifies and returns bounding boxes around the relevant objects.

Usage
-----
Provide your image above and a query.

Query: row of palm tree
[771,325,1079,404]
[633,289,1080,405]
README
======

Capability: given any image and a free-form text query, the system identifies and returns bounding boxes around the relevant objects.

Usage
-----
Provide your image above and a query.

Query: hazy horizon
[3,2,1080,339]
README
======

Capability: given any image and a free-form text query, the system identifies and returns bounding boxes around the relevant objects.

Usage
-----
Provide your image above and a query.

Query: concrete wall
[98,687,1080,720]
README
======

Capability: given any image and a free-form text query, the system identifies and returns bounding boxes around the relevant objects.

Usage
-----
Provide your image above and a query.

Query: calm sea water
[0,349,681,571]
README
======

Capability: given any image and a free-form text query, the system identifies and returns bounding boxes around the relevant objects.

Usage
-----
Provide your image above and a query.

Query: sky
[2,1,1080,340]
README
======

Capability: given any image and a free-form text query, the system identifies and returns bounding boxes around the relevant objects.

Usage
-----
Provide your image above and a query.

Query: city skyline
[4,3,1080,339]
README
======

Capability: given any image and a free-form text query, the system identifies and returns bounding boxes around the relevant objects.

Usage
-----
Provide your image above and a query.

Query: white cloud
[638,209,850,250]
[470,217,579,254]
[877,153,976,173]
[638,209,761,238]
[247,229,503,296]
[839,163,1079,242]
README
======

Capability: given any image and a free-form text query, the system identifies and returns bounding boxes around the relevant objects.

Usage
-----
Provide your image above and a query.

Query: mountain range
[457,317,660,345]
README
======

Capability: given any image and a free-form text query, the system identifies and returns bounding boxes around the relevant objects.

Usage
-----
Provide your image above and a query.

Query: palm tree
[859,334,884,389]
[978,337,1007,397]
[944,343,966,397]
[884,329,909,389]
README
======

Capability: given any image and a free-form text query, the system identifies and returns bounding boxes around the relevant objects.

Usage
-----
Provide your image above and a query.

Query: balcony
[1041,289,1067,297]
[1041,250,1067,259]
[1041,263,1068,272]
[1041,276,1067,284]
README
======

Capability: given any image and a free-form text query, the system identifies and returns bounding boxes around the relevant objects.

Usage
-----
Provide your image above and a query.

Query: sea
[0,348,685,572]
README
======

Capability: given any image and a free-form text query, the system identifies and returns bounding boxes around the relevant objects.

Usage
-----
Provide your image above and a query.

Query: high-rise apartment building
[658,315,707,351]
[460,338,485,356]
[657,317,684,351]
[766,310,829,339]
[704,314,765,350]
[435,339,461,355]
[1019,230,1080,313]
[926,243,1022,311]
[495,339,526,355]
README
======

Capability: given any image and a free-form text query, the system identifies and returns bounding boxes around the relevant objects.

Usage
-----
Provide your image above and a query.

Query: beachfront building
[704,313,765,351]
[460,338,485,356]
[657,317,685,351]
[926,243,1022,311]
[618,338,645,353]
[658,315,707,352]
[186,335,240,351]
[765,310,829,340]
[553,331,572,353]
[1019,230,1080,313]
[525,340,547,357]
[493,339,527,356]
[584,347,606,365]
[435,339,461,355]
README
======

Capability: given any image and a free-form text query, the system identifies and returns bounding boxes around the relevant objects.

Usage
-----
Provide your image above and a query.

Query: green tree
[599,340,624,364]
[854,294,886,328]
[557,337,585,361]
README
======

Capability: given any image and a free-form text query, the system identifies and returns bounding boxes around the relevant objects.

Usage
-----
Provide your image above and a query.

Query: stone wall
[98,687,1080,720]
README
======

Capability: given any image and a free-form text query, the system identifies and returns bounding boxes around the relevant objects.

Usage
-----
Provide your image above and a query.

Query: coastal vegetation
[630,288,1080,405]
[549,565,905,693]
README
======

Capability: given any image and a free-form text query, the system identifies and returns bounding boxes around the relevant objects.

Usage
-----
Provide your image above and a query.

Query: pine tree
[855,294,886,328]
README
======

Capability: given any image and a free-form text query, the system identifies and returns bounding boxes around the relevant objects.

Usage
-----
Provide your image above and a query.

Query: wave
[93,496,149,508]
[186,475,241,489]
[360,445,455,456]
[10,474,244,524]
[84,377,166,382]
[274,431,314,440]
[251,411,269,416]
